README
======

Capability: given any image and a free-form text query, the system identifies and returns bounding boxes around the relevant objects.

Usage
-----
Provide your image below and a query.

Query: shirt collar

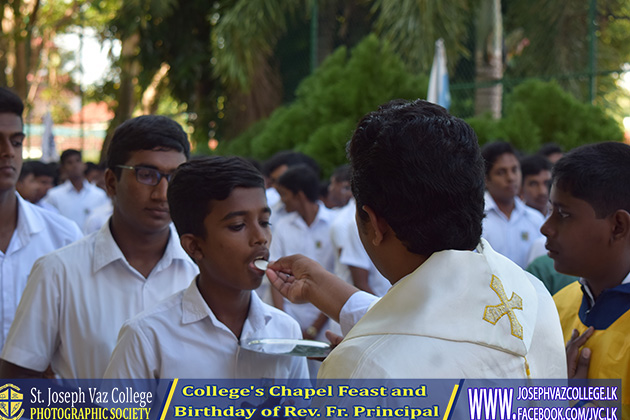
[290,203,335,228]
[484,191,527,217]
[62,179,91,193]
[8,192,46,252]
[93,221,190,273]
[181,279,272,333]
[579,271,630,307]
[152,223,193,272]
[314,204,335,224]
[15,191,45,234]
[93,220,126,272]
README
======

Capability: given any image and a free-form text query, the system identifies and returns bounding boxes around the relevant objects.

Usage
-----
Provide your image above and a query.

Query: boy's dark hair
[538,143,563,158]
[33,161,56,178]
[168,156,265,238]
[262,151,321,178]
[106,115,190,178]
[246,158,263,174]
[0,88,24,121]
[18,160,36,181]
[552,142,630,218]
[60,149,82,165]
[481,141,518,176]
[84,161,105,175]
[520,154,552,180]
[277,164,320,203]
[319,181,330,199]
[331,164,351,183]
[19,160,54,181]
[46,162,60,186]
[347,99,485,255]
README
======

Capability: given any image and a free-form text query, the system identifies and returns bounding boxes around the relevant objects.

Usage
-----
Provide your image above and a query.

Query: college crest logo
[0,384,24,420]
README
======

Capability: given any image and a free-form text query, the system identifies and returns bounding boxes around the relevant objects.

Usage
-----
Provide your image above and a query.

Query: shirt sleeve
[1,255,62,372]
[338,291,379,336]
[103,321,157,379]
[269,226,285,261]
[43,188,59,209]
[338,222,372,270]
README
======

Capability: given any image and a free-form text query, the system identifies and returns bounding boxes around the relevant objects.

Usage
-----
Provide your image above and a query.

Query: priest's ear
[361,205,390,246]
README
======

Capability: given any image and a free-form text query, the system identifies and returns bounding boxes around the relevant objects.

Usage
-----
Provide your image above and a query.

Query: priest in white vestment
[266,99,567,380]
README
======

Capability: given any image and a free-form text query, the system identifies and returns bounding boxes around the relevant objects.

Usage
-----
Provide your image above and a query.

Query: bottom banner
[0,379,622,420]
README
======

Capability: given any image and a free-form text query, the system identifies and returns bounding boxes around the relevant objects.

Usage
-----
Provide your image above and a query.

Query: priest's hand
[267,254,359,322]
[266,254,324,304]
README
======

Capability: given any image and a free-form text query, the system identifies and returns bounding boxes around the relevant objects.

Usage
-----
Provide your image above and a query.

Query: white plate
[243,338,331,357]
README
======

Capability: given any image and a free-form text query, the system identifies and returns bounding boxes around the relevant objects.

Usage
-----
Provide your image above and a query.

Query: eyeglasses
[116,165,173,186]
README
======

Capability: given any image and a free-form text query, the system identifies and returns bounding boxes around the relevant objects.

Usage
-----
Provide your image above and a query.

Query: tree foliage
[504,0,630,115]
[372,0,477,73]
[216,34,428,177]
[467,79,624,152]
[213,0,302,91]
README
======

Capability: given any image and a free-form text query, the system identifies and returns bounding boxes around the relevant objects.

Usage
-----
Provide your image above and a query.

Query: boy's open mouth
[252,256,269,272]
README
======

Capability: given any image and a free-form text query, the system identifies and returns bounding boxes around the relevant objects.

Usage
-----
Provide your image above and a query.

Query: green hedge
[218,41,624,174]
[467,80,624,152]
[216,34,429,177]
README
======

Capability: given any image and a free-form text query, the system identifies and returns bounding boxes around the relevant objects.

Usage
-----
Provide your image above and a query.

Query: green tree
[217,34,428,177]
[99,0,179,161]
[504,0,630,112]
[467,80,624,152]
[213,0,475,141]
[0,0,114,103]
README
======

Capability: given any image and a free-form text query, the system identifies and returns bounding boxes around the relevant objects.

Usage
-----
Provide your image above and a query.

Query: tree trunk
[222,57,283,140]
[141,63,170,115]
[317,0,338,66]
[100,32,141,163]
[474,0,503,119]
[0,0,8,87]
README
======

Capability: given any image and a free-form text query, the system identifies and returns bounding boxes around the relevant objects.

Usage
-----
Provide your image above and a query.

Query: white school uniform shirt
[526,236,547,267]
[44,180,110,231]
[271,205,337,274]
[322,239,567,380]
[104,280,309,379]
[329,201,354,284]
[482,192,545,268]
[1,222,198,379]
[265,187,280,209]
[0,193,82,350]
[339,214,391,297]
[83,200,113,234]
[270,205,337,334]
[329,199,390,296]
[268,200,289,234]
[35,199,59,213]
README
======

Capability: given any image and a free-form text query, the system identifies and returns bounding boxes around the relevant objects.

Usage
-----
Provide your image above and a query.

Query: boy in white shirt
[0,115,197,378]
[0,88,82,352]
[104,156,308,379]
[270,165,337,341]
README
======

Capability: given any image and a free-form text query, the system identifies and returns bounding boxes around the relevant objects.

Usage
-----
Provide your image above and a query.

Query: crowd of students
[0,87,628,415]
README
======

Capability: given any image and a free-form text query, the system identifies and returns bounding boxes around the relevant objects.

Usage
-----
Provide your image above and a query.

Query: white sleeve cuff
[339,291,379,336]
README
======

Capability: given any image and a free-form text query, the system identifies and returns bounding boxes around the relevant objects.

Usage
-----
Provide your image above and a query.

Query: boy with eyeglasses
[0,115,199,379]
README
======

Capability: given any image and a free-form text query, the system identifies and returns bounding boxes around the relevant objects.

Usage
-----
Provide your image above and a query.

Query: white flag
[427,39,451,110]
[41,111,58,163]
